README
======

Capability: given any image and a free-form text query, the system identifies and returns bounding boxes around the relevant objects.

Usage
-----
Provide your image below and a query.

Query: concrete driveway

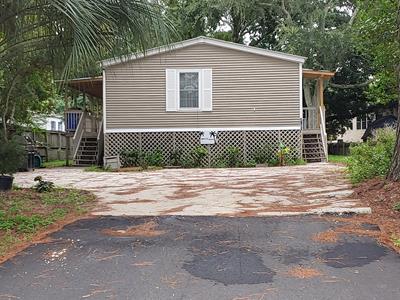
[1,216,399,299]
[15,163,370,216]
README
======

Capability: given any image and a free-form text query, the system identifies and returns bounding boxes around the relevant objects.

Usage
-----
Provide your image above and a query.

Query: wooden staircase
[74,136,99,166]
[302,133,327,163]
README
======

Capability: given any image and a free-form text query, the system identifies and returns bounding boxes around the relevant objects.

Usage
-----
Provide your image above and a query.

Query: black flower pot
[0,175,14,191]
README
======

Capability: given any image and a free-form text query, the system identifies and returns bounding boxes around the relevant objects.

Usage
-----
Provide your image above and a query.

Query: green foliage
[0,138,25,175]
[222,146,242,167]
[254,144,274,164]
[169,149,183,166]
[347,128,396,183]
[190,146,208,168]
[277,143,291,166]
[120,149,143,167]
[329,155,349,164]
[146,150,164,167]
[391,235,400,248]
[355,0,400,105]
[84,165,110,172]
[33,176,54,193]
[42,160,66,168]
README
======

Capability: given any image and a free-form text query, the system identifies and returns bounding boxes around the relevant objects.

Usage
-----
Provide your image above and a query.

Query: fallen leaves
[102,220,166,237]
[286,266,323,279]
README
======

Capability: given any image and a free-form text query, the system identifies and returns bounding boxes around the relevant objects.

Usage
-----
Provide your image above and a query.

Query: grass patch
[42,160,67,168]
[0,188,95,259]
[328,155,349,164]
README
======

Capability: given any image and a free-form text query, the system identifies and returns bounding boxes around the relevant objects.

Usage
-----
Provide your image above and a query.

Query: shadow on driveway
[0,216,399,299]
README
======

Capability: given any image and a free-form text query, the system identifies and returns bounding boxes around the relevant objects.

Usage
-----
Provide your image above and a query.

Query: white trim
[102,70,106,131]
[101,36,306,68]
[105,126,301,133]
[299,63,303,120]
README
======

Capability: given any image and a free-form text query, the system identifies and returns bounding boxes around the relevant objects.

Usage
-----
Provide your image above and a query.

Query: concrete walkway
[15,163,370,216]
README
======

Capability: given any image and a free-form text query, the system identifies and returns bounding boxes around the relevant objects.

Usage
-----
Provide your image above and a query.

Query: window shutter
[166,69,178,111]
[201,69,212,111]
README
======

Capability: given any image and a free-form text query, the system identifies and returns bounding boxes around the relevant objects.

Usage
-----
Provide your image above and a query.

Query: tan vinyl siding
[105,43,300,129]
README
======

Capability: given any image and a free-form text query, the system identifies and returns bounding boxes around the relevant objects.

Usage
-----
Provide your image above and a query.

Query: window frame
[176,69,202,112]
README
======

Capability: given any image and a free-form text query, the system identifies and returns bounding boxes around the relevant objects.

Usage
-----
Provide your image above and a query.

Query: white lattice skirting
[105,130,301,166]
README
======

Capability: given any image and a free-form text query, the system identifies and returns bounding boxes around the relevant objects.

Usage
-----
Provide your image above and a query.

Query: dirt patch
[286,266,323,279]
[322,178,400,253]
[102,220,166,237]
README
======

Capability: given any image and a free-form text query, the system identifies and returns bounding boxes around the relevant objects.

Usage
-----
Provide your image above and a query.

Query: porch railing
[65,110,83,133]
[302,107,318,130]
[72,111,86,160]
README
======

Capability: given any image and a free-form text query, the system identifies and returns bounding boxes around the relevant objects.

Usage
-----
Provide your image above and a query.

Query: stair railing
[96,120,104,165]
[72,111,87,161]
[319,106,328,161]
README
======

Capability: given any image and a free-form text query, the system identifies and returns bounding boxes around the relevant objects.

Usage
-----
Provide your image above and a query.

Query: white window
[166,69,212,112]
[50,121,56,131]
[58,122,63,131]
[179,72,199,108]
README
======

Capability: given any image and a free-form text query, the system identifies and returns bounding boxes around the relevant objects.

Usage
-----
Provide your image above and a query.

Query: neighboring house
[335,105,398,143]
[36,115,65,132]
[337,114,376,143]
[65,37,334,166]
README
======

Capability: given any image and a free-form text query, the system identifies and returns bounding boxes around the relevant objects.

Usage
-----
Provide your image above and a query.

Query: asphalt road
[0,216,399,300]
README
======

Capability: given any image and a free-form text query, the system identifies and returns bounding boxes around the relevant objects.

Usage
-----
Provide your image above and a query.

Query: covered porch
[63,76,103,166]
[301,69,335,162]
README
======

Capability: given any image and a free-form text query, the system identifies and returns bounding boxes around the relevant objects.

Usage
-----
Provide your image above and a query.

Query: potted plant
[0,138,26,191]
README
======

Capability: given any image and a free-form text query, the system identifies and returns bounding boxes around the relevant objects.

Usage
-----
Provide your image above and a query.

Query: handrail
[319,106,328,161]
[72,111,86,160]
[96,120,104,165]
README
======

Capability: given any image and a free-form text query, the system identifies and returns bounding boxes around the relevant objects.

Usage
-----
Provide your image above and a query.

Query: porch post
[316,77,324,126]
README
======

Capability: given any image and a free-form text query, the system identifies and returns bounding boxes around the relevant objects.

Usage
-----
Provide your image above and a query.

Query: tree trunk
[386,2,400,181]
[387,64,400,181]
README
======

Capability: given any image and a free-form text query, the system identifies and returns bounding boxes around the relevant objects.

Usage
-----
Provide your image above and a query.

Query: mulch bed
[324,178,400,253]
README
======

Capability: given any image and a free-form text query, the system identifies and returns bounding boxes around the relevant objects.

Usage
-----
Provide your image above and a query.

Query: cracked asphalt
[0,216,399,299]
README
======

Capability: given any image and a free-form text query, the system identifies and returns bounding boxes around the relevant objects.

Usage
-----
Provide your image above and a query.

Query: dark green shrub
[254,145,274,164]
[347,127,396,183]
[169,149,183,166]
[190,146,208,167]
[120,149,142,167]
[33,176,54,193]
[146,149,164,167]
[224,146,242,167]
[393,202,400,212]
[0,138,25,176]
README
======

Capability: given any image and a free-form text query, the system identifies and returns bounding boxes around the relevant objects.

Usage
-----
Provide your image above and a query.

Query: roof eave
[100,36,306,68]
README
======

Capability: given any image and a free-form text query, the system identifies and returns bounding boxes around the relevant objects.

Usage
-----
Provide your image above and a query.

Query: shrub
[347,127,396,183]
[254,144,274,164]
[120,149,142,167]
[146,149,164,167]
[224,146,242,167]
[0,138,25,176]
[277,143,291,166]
[169,149,183,166]
[33,176,54,193]
[393,202,400,212]
[190,146,208,167]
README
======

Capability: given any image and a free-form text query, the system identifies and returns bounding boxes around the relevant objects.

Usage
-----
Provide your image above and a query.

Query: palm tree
[0,0,175,140]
